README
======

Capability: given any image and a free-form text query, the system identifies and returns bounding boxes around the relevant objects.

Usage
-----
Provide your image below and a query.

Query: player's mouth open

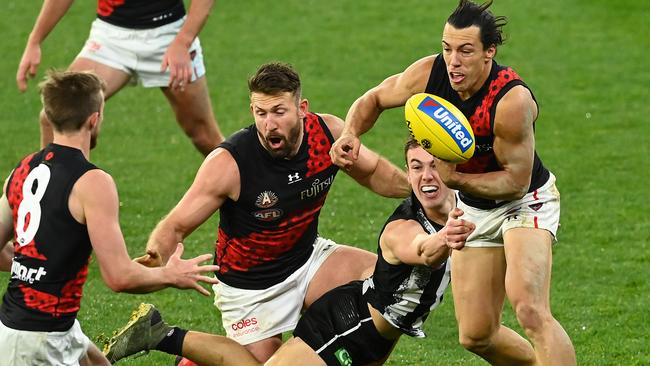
[268,136,283,148]
[449,72,464,83]
[421,185,439,195]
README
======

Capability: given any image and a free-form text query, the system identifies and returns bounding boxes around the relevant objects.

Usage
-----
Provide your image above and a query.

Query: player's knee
[514,301,550,336]
[457,324,495,353]
[458,332,492,354]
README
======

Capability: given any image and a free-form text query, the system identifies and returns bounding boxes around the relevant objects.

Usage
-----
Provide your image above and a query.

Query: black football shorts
[293,281,396,366]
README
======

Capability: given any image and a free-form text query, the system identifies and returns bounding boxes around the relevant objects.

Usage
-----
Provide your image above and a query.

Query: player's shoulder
[75,169,116,194]
[496,84,537,119]
[201,147,240,185]
[404,54,439,77]
[387,54,439,97]
[315,113,344,138]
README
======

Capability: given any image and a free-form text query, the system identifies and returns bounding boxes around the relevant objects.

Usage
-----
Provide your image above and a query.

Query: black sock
[155,326,188,356]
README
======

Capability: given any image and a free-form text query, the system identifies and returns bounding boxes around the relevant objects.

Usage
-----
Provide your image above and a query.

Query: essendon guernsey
[97,0,185,29]
[425,54,549,209]
[218,113,338,289]
[0,144,97,332]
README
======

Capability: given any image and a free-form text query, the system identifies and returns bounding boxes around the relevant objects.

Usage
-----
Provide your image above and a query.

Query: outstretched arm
[77,170,219,295]
[16,0,76,92]
[162,0,215,90]
[330,55,436,169]
[322,113,409,198]
[382,207,475,267]
[143,148,239,266]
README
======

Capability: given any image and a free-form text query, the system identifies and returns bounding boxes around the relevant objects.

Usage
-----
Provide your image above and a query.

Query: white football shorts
[213,237,339,345]
[459,173,561,248]
[77,17,206,87]
[0,319,91,366]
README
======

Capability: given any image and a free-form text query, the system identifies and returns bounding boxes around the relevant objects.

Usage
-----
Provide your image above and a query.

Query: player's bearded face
[252,92,306,159]
[441,24,495,99]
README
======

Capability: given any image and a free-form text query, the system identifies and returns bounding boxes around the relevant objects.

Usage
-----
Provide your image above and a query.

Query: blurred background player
[0,70,219,366]
[103,138,475,365]
[329,1,576,365]
[134,62,410,362]
[16,0,223,156]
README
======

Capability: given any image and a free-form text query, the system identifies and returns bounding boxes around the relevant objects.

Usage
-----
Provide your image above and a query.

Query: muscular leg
[243,334,283,363]
[265,337,326,366]
[504,228,576,366]
[39,58,131,147]
[161,76,224,156]
[181,331,261,366]
[304,245,376,308]
[179,332,281,364]
[451,246,536,366]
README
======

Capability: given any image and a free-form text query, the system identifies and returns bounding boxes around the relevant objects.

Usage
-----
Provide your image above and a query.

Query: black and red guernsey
[425,54,550,209]
[97,0,185,29]
[217,112,339,290]
[0,144,97,332]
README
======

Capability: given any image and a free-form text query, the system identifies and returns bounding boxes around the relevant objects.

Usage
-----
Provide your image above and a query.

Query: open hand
[164,243,220,296]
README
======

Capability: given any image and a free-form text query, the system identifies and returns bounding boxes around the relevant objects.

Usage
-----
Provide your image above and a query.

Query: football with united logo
[405,93,475,163]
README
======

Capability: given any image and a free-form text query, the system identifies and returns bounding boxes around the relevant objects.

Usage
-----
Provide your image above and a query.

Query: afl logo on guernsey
[417,96,474,152]
[255,191,278,208]
[254,190,282,221]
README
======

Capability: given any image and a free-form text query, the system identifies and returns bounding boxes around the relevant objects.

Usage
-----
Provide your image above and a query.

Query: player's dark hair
[404,136,421,163]
[248,62,302,100]
[447,0,507,49]
[39,70,105,132]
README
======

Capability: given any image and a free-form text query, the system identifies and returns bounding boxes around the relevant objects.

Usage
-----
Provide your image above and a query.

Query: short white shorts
[0,319,91,366]
[77,17,206,87]
[213,237,339,345]
[459,173,561,248]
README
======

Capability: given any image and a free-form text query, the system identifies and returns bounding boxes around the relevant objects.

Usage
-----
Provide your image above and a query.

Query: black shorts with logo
[293,281,396,366]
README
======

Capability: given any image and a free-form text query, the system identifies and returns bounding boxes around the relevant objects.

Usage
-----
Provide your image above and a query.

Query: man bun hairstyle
[447,0,507,49]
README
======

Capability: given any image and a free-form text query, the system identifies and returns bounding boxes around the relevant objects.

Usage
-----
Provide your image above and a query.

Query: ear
[298,98,309,118]
[405,165,413,185]
[87,111,99,130]
[485,45,496,62]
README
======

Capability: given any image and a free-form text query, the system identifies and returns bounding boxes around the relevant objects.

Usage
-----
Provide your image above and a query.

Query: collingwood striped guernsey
[363,193,451,337]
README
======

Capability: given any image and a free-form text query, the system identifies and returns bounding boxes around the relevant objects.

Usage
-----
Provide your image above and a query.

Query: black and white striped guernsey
[364,193,451,337]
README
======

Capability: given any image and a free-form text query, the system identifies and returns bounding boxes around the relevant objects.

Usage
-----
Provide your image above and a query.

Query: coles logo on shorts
[230,317,261,337]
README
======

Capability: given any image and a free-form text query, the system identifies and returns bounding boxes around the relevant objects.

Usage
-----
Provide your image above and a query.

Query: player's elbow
[507,181,529,200]
[102,267,139,293]
[104,275,131,293]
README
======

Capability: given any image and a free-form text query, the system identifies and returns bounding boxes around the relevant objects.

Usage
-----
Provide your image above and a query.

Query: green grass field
[1,0,649,365]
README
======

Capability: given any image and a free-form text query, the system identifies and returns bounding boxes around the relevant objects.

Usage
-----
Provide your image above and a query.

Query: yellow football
[405,93,475,163]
